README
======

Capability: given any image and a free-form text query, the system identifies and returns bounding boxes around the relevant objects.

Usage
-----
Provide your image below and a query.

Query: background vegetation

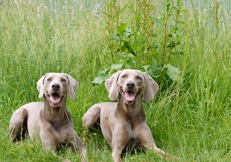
[0,0,231,161]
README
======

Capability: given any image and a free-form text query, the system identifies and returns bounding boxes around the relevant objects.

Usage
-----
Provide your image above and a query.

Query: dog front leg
[137,126,172,160]
[67,132,86,162]
[69,141,86,162]
[39,128,58,150]
[111,125,129,162]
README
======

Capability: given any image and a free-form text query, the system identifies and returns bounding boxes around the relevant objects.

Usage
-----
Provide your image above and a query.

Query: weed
[1,0,231,161]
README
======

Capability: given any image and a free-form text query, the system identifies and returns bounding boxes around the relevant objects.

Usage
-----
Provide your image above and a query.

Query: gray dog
[82,69,171,162]
[9,73,86,160]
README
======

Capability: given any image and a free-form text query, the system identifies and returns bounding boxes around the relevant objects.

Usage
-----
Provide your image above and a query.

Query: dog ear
[37,74,47,98]
[143,72,159,102]
[105,70,121,101]
[66,74,79,100]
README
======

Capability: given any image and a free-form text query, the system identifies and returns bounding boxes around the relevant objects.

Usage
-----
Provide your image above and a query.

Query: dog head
[37,73,79,107]
[105,69,159,105]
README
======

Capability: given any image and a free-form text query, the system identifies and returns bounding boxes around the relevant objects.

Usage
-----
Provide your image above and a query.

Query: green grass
[1,0,231,161]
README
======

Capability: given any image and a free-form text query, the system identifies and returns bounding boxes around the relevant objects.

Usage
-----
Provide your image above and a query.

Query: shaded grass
[1,0,231,161]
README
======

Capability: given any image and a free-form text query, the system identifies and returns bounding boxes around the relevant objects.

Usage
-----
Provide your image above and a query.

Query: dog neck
[42,96,68,124]
[117,94,145,117]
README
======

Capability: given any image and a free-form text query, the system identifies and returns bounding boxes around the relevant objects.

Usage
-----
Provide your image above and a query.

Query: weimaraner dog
[82,69,171,162]
[9,73,86,159]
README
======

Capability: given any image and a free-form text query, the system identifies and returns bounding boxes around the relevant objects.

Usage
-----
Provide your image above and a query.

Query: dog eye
[46,78,52,81]
[61,78,67,82]
[121,74,128,78]
[135,76,142,80]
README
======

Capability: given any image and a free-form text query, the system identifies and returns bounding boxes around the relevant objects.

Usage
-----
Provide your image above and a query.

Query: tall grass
[1,0,231,161]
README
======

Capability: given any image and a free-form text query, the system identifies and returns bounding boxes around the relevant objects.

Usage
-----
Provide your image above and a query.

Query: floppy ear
[66,74,79,100]
[143,72,159,102]
[37,74,47,98]
[105,70,121,101]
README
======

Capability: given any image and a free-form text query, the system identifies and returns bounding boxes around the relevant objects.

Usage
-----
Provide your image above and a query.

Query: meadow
[0,0,231,161]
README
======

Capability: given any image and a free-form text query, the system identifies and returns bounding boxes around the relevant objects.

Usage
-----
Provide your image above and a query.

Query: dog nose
[52,84,60,91]
[126,82,135,89]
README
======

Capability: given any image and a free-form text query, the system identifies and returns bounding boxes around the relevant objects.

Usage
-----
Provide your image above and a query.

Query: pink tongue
[124,92,136,101]
[49,95,61,105]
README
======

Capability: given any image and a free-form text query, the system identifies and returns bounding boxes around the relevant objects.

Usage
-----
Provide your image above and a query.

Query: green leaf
[111,33,119,41]
[91,65,123,85]
[142,65,150,73]
[122,41,135,55]
[151,43,160,49]
[91,73,110,85]
[123,27,133,38]
[171,50,184,55]
[164,64,181,81]
[166,3,171,12]
[167,40,180,48]
[91,68,110,85]
[117,23,127,35]
[121,42,127,52]
[142,64,162,79]
[109,64,123,74]
[101,67,111,74]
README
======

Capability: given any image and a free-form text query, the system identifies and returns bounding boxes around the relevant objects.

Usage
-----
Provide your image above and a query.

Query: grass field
[1,0,231,161]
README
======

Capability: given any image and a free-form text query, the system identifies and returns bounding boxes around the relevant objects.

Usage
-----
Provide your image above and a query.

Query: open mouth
[123,91,136,102]
[48,92,63,106]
